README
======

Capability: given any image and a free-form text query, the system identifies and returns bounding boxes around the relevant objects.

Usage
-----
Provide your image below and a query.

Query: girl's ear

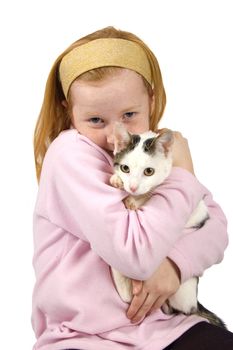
[61,99,74,127]
[112,122,131,155]
[61,100,68,108]
[150,90,155,115]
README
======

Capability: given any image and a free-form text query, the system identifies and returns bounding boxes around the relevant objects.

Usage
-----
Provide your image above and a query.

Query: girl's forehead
[70,70,148,103]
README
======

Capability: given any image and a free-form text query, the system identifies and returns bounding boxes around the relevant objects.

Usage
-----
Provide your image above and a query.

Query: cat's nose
[129,185,138,193]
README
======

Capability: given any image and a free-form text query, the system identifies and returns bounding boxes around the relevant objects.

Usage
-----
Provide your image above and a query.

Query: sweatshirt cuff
[167,246,193,283]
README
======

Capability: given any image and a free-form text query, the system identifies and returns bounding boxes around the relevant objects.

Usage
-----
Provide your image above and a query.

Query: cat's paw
[110,174,124,189]
[110,267,133,303]
[161,301,174,315]
[123,196,139,210]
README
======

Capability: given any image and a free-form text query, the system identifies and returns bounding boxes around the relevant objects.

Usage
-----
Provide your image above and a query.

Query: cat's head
[112,123,174,195]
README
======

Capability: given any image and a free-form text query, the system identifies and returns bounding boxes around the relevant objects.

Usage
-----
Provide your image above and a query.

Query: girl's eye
[89,117,103,124]
[144,167,155,176]
[120,164,130,173]
[123,112,136,119]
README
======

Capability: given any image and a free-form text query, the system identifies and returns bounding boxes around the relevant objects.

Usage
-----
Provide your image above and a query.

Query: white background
[0,0,232,348]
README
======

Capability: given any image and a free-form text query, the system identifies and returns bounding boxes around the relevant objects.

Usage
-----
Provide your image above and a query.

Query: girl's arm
[168,191,228,283]
[36,132,208,281]
[127,191,228,323]
[168,130,228,282]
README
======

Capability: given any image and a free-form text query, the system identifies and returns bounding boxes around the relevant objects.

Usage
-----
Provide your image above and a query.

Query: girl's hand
[126,258,180,323]
[171,131,195,175]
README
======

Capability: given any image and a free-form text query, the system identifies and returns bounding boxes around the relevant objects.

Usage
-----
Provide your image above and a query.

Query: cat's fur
[109,123,226,328]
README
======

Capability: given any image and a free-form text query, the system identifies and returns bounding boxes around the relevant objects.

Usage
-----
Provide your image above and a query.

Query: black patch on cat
[129,135,141,150]
[143,137,156,154]
[192,214,209,229]
[114,135,141,163]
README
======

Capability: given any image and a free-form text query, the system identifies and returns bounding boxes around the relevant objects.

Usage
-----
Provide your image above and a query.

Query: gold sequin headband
[59,38,152,98]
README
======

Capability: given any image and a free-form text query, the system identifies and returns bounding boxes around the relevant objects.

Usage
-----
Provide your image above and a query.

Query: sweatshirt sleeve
[168,191,228,283]
[37,134,209,280]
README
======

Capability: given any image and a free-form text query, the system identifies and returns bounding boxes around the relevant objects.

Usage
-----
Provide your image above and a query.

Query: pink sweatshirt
[32,129,228,350]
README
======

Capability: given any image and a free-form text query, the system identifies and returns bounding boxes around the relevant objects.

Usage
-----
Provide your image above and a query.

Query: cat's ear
[143,137,157,153]
[156,129,174,156]
[112,122,131,155]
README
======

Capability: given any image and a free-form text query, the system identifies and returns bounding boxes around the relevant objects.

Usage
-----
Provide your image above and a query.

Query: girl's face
[69,69,154,153]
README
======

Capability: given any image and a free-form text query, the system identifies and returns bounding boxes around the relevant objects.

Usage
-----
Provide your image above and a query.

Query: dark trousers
[164,322,233,349]
[66,321,233,350]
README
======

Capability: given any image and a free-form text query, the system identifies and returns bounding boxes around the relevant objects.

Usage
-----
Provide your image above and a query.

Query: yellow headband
[59,38,152,98]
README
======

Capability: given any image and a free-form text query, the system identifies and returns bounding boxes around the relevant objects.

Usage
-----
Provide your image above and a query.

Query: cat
[109,122,226,328]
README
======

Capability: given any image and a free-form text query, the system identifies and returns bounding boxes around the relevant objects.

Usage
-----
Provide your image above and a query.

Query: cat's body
[109,123,226,328]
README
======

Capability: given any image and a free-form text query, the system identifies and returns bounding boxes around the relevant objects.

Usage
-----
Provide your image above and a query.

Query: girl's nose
[106,133,115,145]
[106,123,115,144]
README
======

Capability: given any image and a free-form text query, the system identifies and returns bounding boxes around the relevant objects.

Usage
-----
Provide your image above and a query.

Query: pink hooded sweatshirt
[32,129,228,350]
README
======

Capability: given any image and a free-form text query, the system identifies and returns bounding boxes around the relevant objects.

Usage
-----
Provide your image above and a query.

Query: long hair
[34,26,166,182]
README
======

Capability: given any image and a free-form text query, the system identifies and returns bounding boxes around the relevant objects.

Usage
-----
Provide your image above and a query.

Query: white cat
[110,123,209,315]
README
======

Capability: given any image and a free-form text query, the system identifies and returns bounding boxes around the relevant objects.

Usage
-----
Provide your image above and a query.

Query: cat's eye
[144,168,155,176]
[120,164,130,173]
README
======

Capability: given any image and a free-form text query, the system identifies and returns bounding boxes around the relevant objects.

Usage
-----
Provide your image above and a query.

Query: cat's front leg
[123,195,139,210]
[110,174,124,189]
[124,194,149,210]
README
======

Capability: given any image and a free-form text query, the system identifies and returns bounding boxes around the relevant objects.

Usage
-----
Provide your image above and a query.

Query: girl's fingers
[131,279,143,295]
[130,293,159,323]
[126,291,148,320]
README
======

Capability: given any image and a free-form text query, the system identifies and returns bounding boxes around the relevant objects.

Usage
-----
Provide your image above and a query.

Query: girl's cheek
[128,123,149,134]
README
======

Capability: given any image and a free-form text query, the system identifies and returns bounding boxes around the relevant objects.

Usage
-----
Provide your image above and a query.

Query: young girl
[32,26,232,350]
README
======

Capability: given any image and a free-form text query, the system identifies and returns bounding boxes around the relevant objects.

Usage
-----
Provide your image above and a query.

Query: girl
[32,26,232,350]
